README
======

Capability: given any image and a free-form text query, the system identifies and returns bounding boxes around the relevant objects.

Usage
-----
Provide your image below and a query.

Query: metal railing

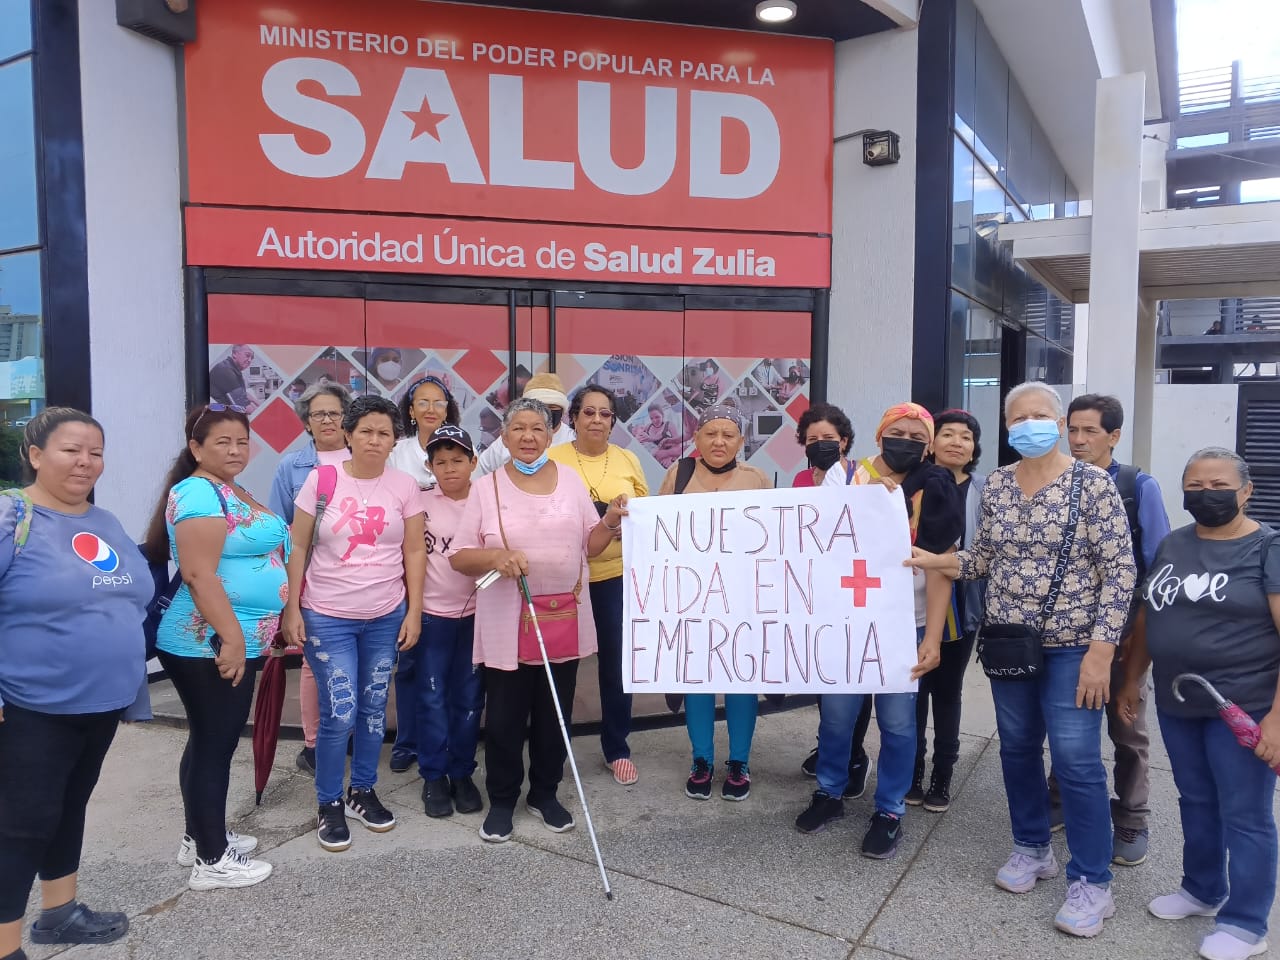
[1175,62,1280,143]
[1161,297,1280,336]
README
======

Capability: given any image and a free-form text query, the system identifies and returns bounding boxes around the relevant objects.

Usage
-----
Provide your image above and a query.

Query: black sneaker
[923,773,952,813]
[905,779,925,806]
[685,758,713,800]
[345,786,396,832]
[317,800,351,852]
[800,745,818,778]
[527,796,576,833]
[861,811,903,859]
[843,756,873,800]
[721,760,750,801]
[795,791,845,834]
[422,777,453,818]
[451,775,484,815]
[479,805,514,843]
[389,752,414,774]
[295,747,315,777]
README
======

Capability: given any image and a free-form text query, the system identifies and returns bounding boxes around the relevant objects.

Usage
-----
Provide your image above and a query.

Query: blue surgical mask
[1008,419,1061,458]
[513,452,549,476]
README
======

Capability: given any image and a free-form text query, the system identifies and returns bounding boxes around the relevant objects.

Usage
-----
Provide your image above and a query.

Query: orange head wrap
[875,402,935,444]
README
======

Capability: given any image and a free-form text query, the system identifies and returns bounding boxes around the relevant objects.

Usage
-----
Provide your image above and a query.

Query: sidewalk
[24,667,1280,960]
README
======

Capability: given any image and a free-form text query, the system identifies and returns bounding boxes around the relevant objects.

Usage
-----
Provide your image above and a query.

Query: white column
[1131,297,1158,470]
[1085,73,1146,465]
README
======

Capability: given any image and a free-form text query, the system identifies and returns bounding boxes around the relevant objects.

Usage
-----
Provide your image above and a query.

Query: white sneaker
[1200,931,1268,960]
[176,830,259,867]
[1149,890,1222,921]
[188,847,273,891]
[1054,880,1116,938]
[995,849,1060,894]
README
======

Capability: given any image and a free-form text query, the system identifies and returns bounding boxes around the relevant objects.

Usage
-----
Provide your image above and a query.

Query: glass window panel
[1026,120,1055,219]
[954,0,977,147]
[1064,180,1079,218]
[970,161,1007,309]
[1006,83,1033,205]
[0,0,32,61]
[0,249,44,484]
[960,294,1003,469]
[951,137,974,298]
[973,16,1008,176]
[0,58,39,252]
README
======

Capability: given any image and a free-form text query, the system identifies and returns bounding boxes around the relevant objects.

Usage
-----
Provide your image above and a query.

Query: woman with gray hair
[908,381,1136,939]
[1116,447,1280,960]
[451,398,628,844]
[267,381,351,776]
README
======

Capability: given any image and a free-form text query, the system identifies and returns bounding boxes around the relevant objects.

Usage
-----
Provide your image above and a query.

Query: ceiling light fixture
[756,1,797,25]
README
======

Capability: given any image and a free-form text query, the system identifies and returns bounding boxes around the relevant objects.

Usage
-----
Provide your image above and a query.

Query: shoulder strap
[1115,463,1143,564]
[1039,459,1085,628]
[845,461,856,485]
[305,465,339,571]
[1,488,33,555]
[860,457,881,480]
[492,468,581,597]
[674,457,697,495]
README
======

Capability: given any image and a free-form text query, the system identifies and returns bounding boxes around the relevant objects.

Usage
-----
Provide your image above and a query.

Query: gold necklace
[573,441,610,501]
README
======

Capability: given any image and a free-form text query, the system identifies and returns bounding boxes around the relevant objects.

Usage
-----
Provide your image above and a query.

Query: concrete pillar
[1085,73,1146,465]
[1132,297,1157,470]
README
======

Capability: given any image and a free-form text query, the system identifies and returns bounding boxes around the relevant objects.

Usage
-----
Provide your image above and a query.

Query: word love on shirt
[1145,564,1229,611]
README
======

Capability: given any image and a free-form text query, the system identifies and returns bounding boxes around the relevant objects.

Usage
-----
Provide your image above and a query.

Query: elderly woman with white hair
[908,381,1135,940]
[474,372,574,476]
[451,397,627,844]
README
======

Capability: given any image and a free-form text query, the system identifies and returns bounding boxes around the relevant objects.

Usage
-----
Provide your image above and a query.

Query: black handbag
[975,459,1084,682]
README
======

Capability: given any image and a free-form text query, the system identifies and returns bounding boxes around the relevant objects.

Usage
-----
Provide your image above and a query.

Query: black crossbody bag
[976,459,1084,682]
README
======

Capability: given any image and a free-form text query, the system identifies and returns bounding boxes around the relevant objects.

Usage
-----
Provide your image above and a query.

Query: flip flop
[29,902,129,945]
[606,757,638,786]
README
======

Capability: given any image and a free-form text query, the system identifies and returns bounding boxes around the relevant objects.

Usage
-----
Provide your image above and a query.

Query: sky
[1176,0,1280,76]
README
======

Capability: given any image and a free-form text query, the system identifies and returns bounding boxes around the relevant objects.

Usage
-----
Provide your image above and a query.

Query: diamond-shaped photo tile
[628,389,695,469]
[585,355,661,426]
[208,345,284,417]
[290,347,366,397]
[353,346,428,395]
[390,354,479,412]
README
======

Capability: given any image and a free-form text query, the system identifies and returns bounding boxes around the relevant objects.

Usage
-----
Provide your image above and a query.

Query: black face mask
[881,437,927,474]
[549,409,563,430]
[805,440,842,471]
[1183,488,1241,528]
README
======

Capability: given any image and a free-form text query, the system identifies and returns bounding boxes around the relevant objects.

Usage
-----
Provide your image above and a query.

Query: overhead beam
[857,0,919,28]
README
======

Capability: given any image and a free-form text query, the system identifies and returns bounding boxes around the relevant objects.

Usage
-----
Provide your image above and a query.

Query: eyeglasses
[580,408,615,421]
[193,402,245,434]
[308,411,343,422]
[413,399,450,411]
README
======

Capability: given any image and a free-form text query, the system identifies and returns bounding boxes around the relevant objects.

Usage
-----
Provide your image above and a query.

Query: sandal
[29,902,129,945]
[606,757,638,786]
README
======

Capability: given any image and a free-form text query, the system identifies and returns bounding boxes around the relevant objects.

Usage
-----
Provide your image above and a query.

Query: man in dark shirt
[209,344,258,413]
[1048,394,1170,868]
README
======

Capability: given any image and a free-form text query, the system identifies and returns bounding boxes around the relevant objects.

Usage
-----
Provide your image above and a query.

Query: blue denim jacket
[269,442,320,525]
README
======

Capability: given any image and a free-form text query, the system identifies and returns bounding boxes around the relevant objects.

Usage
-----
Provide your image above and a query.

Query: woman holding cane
[451,397,626,844]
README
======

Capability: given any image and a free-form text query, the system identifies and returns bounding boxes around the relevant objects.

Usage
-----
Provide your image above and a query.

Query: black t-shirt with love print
[1144,523,1280,717]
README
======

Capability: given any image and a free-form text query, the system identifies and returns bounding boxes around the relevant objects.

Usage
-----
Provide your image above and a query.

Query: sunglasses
[193,402,246,434]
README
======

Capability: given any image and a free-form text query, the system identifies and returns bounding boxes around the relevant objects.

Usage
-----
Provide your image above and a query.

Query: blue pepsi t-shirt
[0,496,151,713]
[155,477,290,659]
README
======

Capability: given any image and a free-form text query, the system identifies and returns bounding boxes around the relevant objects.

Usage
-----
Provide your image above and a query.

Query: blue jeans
[302,602,405,804]
[686,694,757,767]
[1159,707,1278,943]
[414,614,484,782]
[592,577,632,763]
[991,646,1112,885]
[816,626,922,816]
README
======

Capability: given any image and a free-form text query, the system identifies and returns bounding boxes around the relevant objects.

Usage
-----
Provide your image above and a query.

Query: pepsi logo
[72,533,120,573]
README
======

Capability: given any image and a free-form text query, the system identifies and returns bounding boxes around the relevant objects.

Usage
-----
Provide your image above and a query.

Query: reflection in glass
[954,0,977,148]
[959,293,1002,459]
[973,18,1008,176]
[0,58,39,252]
[0,0,32,61]
[951,138,974,296]
[0,249,43,484]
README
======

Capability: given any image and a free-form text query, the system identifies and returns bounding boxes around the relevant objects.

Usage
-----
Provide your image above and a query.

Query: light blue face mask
[513,452,549,476]
[1007,419,1061,458]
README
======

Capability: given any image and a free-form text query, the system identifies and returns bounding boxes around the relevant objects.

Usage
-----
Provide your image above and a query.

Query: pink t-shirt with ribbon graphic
[295,465,424,619]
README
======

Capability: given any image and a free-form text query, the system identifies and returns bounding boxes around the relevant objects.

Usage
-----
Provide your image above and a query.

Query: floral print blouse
[155,477,291,659]
[956,462,1136,648]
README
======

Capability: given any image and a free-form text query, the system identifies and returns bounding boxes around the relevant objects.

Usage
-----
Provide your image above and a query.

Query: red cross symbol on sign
[840,560,882,608]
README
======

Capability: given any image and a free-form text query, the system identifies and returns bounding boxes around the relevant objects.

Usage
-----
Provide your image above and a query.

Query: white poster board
[622,485,918,694]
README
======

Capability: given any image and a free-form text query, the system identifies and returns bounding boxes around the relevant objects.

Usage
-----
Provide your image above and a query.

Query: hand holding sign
[622,485,918,694]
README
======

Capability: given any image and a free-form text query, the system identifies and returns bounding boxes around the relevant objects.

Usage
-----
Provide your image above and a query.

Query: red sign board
[183,0,834,236]
[185,207,831,288]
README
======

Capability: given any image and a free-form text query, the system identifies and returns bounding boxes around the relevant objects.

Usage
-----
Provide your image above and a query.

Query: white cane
[477,570,613,900]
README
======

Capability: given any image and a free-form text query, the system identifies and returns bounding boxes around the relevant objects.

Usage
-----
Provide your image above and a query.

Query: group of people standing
[1,370,1278,960]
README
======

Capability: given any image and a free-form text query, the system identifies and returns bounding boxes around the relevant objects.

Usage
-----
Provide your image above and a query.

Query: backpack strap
[674,457,697,495]
[305,465,339,571]
[1114,463,1143,575]
[0,488,34,556]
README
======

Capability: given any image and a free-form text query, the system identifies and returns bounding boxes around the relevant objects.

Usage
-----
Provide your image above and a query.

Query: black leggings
[914,631,977,777]
[157,652,259,863]
[0,704,120,923]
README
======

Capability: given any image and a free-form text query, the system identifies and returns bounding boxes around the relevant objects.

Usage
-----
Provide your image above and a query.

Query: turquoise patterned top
[155,477,290,659]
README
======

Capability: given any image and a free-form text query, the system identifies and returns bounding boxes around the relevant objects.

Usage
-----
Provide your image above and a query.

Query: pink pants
[300,659,319,748]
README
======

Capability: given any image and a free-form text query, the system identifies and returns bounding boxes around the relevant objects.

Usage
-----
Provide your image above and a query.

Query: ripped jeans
[302,601,405,804]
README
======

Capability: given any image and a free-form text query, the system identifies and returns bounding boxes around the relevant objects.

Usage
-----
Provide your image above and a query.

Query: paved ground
[21,666,1280,960]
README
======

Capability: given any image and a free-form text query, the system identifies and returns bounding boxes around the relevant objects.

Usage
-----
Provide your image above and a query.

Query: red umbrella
[251,642,300,804]
[1173,673,1280,774]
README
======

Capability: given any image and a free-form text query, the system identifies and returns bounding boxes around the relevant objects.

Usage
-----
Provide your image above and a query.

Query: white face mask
[377,361,401,381]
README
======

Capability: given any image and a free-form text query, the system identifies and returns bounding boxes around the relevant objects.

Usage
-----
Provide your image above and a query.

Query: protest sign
[622,485,918,694]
